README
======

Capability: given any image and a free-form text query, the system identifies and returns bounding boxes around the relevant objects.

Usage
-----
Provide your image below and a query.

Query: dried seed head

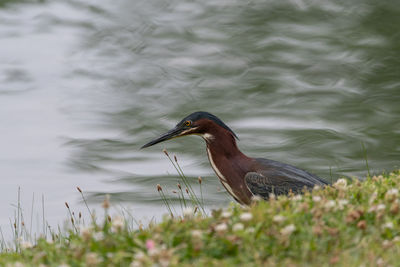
[80,227,92,240]
[198,176,202,184]
[163,148,169,156]
[108,215,112,222]
[326,227,339,236]
[194,206,199,214]
[79,212,82,219]
[157,184,162,192]
[346,210,362,223]
[312,225,323,236]
[357,220,366,230]
[390,202,399,214]
[177,183,182,189]
[186,188,189,194]
[65,202,70,209]
[172,190,177,194]
[102,194,110,209]
[76,187,82,193]
[330,256,340,265]
[21,221,25,227]
[174,155,178,162]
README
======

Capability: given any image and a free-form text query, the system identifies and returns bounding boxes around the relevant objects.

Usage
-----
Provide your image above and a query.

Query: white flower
[85,252,100,266]
[221,211,232,219]
[135,251,146,260]
[369,191,378,204]
[382,240,392,248]
[246,227,255,233]
[313,185,321,191]
[20,241,33,249]
[80,226,92,239]
[232,223,244,232]
[112,216,125,231]
[280,224,296,236]
[240,212,253,222]
[376,258,384,266]
[382,222,394,229]
[93,232,104,241]
[312,196,322,202]
[183,207,194,218]
[191,230,202,238]
[333,178,347,189]
[292,195,302,201]
[377,204,386,211]
[148,247,160,257]
[273,215,286,223]
[386,189,399,200]
[338,199,348,209]
[251,195,263,202]
[215,223,228,234]
[324,200,336,209]
[130,261,141,267]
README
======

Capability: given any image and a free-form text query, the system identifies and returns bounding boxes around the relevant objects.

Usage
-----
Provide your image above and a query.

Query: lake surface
[1,0,399,235]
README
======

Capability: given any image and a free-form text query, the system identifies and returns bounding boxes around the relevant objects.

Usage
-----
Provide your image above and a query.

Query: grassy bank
[1,171,400,266]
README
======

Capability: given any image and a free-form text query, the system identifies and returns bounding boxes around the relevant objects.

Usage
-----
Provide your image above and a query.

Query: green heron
[141,111,328,205]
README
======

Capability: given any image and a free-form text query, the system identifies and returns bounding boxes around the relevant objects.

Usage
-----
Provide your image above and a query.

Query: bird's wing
[244,172,307,199]
[244,159,327,199]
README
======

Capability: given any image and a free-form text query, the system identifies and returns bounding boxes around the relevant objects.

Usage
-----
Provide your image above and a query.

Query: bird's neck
[203,129,253,205]
[203,130,245,159]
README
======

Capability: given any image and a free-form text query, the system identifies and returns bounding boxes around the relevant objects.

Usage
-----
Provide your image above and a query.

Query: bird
[141,111,328,205]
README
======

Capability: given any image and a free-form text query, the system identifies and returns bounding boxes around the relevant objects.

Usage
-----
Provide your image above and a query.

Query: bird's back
[254,158,328,186]
[244,157,328,199]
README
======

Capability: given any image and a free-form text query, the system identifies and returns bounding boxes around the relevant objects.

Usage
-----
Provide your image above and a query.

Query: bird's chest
[206,148,248,201]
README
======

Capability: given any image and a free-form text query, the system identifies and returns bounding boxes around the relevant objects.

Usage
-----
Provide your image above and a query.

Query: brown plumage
[141,111,328,205]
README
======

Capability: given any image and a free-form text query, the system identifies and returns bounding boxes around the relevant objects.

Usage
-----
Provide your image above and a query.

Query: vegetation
[1,171,400,266]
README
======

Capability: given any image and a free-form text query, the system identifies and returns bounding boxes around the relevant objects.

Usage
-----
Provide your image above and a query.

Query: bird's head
[141,111,237,149]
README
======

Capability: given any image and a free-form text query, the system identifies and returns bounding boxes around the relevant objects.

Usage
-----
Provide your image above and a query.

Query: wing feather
[245,159,328,199]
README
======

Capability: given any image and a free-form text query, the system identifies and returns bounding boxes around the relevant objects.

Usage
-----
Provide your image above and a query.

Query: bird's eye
[184,121,191,127]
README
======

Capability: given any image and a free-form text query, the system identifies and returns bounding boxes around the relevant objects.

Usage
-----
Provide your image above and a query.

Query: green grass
[2,171,400,266]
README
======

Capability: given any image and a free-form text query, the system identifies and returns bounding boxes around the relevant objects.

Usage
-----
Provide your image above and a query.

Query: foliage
[1,171,400,266]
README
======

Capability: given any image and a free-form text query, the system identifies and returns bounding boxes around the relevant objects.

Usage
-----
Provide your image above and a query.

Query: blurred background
[1,0,399,233]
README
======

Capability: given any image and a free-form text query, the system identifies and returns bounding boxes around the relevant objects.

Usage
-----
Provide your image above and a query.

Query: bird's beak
[141,126,185,149]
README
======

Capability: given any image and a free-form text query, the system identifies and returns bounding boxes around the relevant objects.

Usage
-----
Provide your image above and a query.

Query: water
[1,0,399,234]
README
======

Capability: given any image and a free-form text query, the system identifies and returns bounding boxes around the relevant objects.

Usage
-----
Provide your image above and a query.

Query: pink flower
[146,239,155,251]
